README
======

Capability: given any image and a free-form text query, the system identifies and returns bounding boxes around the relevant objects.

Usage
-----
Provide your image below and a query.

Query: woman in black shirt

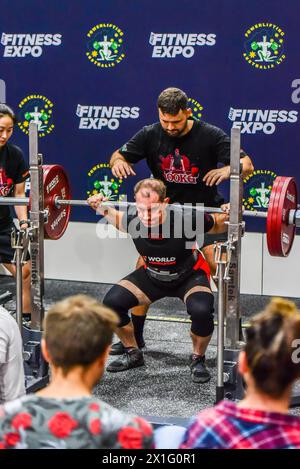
[0,104,31,318]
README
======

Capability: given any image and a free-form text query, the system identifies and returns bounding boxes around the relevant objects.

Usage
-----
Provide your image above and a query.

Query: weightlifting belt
[146,251,198,282]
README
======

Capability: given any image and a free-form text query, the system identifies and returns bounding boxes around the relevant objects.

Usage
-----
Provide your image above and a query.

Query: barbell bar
[0,197,30,206]
[0,195,297,221]
[55,197,269,217]
[0,194,274,215]
[0,164,299,256]
[1,194,297,221]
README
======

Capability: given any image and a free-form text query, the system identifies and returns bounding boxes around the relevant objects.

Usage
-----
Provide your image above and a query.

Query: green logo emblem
[243,170,277,211]
[18,95,54,137]
[86,23,125,68]
[87,163,126,200]
[243,23,286,69]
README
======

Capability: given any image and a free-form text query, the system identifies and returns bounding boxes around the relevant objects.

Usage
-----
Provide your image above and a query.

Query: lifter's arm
[14,182,29,229]
[207,212,229,235]
[87,194,126,232]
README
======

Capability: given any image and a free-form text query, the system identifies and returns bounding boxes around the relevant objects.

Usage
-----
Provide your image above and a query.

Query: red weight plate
[266,177,284,256]
[274,177,296,256]
[267,176,297,257]
[43,165,71,240]
[280,177,297,256]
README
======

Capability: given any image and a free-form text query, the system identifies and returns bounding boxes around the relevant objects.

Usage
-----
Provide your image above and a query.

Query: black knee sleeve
[186,291,214,337]
[103,285,139,327]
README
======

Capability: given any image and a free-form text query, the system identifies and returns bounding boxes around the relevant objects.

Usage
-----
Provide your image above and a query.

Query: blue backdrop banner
[1,0,299,231]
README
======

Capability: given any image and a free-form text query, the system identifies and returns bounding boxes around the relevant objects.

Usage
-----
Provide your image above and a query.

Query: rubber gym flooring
[1,275,300,421]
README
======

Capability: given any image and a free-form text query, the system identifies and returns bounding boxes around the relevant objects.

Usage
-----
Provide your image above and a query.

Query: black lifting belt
[146,251,198,282]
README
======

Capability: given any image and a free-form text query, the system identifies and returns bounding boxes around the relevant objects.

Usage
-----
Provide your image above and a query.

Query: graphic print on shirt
[0,168,13,196]
[159,149,199,184]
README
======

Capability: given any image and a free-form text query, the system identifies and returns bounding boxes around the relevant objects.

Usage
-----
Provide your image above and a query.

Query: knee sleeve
[103,285,139,327]
[186,291,214,337]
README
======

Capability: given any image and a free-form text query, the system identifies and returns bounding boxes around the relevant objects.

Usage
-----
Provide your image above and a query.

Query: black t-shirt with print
[119,120,245,206]
[122,206,214,273]
[0,143,29,229]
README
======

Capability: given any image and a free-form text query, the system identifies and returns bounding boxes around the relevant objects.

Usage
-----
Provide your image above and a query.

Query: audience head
[42,295,118,380]
[239,297,300,398]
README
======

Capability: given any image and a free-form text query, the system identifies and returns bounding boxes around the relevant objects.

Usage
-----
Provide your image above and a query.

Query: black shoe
[107,348,145,372]
[110,340,145,356]
[190,355,211,383]
[22,316,31,328]
[21,313,31,327]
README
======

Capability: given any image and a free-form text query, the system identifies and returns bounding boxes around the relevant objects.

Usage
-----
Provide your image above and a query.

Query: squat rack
[8,122,300,415]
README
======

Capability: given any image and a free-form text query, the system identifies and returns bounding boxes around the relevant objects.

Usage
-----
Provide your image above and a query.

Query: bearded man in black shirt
[88,178,229,382]
[109,87,254,354]
[0,104,31,319]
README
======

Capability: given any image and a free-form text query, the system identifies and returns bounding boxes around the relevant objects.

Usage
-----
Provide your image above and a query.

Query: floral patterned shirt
[0,395,154,449]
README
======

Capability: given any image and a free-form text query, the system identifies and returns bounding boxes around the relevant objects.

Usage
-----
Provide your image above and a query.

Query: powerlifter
[88,178,229,383]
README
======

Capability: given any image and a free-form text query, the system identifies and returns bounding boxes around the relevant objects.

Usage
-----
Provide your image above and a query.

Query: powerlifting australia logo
[18,95,54,137]
[243,170,277,211]
[86,163,126,200]
[188,97,203,120]
[149,32,216,58]
[1,33,62,57]
[86,23,125,68]
[243,23,285,69]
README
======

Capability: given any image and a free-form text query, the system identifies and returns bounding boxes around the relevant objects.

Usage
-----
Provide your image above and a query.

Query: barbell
[0,164,299,257]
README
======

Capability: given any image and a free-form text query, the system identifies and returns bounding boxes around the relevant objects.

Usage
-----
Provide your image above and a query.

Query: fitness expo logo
[243,23,285,69]
[86,163,126,200]
[243,170,277,211]
[149,32,216,58]
[1,33,62,57]
[76,104,139,130]
[228,108,298,134]
[18,95,54,137]
[188,97,203,120]
[86,23,125,68]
